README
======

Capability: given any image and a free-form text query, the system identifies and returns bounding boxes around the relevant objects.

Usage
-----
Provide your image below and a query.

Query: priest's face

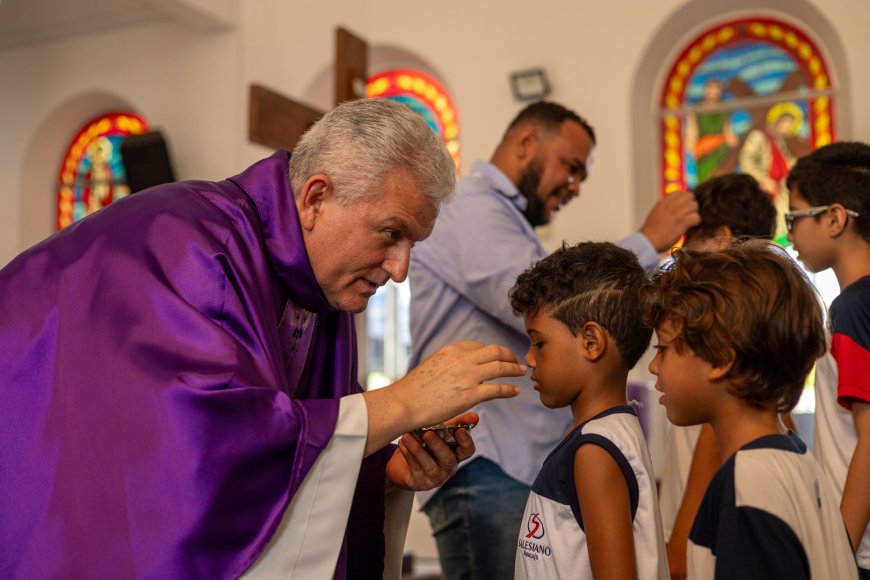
[300,169,438,313]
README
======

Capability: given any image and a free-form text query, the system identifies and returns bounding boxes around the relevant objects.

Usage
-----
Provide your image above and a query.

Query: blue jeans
[422,458,531,580]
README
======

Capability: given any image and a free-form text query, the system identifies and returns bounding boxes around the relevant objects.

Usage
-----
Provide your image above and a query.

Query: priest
[0,98,524,579]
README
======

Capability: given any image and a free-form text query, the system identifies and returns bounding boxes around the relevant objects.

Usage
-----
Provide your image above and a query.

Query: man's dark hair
[686,173,776,241]
[503,100,596,145]
[786,141,870,241]
[645,240,826,413]
[509,242,651,370]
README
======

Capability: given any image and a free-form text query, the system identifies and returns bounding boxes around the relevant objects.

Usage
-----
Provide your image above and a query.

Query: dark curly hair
[686,173,776,241]
[502,100,596,145]
[786,141,870,242]
[509,241,651,370]
[645,240,826,413]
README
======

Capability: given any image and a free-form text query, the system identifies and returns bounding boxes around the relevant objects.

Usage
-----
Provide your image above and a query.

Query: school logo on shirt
[518,513,552,560]
[525,513,545,539]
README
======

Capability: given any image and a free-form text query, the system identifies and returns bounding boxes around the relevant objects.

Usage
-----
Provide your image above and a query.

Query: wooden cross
[248,27,368,151]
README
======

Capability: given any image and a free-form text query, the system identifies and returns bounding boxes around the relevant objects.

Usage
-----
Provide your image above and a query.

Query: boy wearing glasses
[786,141,870,578]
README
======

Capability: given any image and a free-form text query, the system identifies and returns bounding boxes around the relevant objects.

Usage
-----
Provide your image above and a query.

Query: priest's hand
[385,412,478,492]
[362,341,524,457]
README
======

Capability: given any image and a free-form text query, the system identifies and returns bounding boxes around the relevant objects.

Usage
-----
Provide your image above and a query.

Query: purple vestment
[0,151,389,578]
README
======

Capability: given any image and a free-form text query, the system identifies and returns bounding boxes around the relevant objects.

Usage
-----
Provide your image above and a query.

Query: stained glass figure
[659,18,834,244]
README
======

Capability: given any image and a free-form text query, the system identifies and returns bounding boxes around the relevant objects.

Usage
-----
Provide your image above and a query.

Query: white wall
[0,14,244,264]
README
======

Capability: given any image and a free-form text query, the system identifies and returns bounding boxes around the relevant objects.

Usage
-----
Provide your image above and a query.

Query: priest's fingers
[471,382,521,403]
[420,431,459,475]
[429,343,526,386]
[451,424,476,462]
[396,433,454,490]
[476,360,527,384]
[444,412,479,428]
[446,340,486,351]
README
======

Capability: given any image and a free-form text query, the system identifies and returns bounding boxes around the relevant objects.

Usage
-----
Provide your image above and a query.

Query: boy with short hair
[509,242,667,579]
[659,173,778,578]
[647,241,858,578]
[682,173,777,251]
[786,141,870,578]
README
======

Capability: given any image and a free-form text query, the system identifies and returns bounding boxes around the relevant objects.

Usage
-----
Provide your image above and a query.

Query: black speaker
[121,130,176,193]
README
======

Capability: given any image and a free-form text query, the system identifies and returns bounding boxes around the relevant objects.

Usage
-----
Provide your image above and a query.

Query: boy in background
[786,142,870,578]
[647,241,857,578]
[659,173,777,579]
[509,242,667,579]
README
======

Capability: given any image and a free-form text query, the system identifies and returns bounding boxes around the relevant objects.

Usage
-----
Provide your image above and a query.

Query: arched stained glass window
[659,17,835,244]
[363,69,459,389]
[367,69,461,172]
[57,112,149,230]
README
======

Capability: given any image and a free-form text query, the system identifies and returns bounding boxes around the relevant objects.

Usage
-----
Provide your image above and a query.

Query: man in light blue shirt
[409,101,699,580]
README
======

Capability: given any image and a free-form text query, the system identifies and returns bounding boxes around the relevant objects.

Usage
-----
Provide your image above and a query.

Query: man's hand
[639,190,701,252]
[362,341,524,456]
[385,412,478,492]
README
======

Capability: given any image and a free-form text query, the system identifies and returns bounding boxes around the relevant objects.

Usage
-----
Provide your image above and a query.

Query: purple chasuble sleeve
[0,151,385,578]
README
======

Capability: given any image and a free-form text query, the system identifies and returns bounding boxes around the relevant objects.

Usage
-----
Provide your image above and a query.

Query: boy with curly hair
[510,242,667,579]
[647,241,857,578]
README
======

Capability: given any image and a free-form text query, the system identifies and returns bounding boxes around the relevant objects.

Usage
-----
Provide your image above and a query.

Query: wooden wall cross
[248,27,368,151]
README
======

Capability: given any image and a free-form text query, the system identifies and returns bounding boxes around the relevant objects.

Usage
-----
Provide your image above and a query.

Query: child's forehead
[655,319,680,338]
[524,309,554,328]
[787,184,807,203]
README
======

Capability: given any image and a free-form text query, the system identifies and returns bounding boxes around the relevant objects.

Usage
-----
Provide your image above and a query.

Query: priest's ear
[297,174,333,231]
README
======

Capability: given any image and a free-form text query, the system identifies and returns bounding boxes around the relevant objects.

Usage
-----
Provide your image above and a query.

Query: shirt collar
[468,160,528,211]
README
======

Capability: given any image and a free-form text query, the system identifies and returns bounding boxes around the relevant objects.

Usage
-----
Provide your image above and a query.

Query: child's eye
[653,344,668,354]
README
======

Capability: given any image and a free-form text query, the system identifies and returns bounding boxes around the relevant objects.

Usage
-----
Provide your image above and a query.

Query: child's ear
[826,203,853,237]
[708,350,735,381]
[711,225,734,249]
[580,321,607,362]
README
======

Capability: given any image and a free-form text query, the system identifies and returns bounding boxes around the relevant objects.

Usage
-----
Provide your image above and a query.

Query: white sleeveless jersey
[515,406,668,579]
[687,433,858,579]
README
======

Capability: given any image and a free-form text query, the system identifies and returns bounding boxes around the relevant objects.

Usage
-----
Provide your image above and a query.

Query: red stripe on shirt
[831,332,870,410]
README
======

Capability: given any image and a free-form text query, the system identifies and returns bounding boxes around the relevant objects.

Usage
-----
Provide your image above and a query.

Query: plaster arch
[629,0,852,226]
[20,91,144,250]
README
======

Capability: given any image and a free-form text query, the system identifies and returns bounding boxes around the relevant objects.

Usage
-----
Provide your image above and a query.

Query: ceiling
[0,0,235,50]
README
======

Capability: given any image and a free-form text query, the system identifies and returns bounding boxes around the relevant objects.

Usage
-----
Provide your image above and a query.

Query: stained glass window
[367,69,461,172]
[659,17,835,245]
[364,69,460,389]
[56,112,150,230]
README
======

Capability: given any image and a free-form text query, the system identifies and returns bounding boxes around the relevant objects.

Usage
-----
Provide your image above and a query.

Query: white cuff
[242,393,368,579]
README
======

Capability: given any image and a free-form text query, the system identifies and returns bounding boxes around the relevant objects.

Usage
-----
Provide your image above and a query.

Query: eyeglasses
[784,205,860,232]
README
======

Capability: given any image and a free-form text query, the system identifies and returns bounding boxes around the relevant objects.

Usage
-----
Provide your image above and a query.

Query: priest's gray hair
[289,98,456,208]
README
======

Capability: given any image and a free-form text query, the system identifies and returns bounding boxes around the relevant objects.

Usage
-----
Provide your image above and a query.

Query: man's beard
[517,160,551,227]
